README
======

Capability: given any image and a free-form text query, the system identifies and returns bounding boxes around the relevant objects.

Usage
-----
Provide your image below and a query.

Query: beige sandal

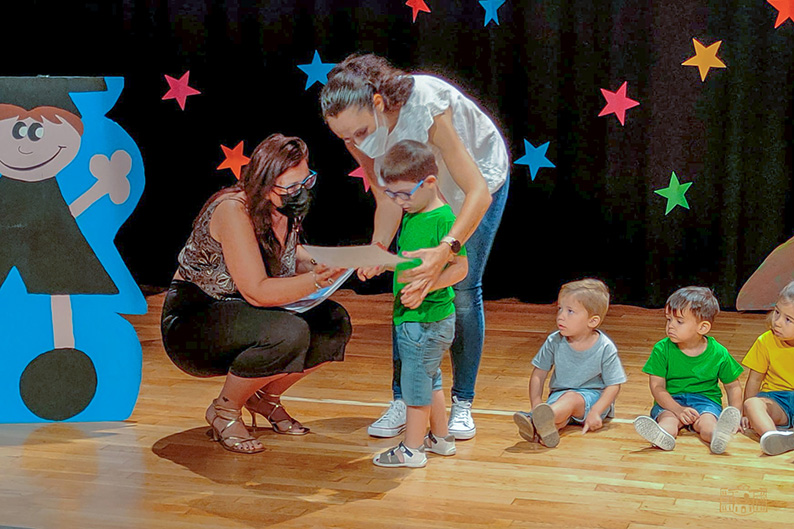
[206,399,265,454]
[245,390,310,435]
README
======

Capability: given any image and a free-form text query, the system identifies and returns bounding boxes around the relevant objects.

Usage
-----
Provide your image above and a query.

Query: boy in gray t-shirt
[513,279,627,447]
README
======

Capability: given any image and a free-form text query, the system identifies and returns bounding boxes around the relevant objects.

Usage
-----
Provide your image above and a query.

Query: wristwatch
[441,235,461,255]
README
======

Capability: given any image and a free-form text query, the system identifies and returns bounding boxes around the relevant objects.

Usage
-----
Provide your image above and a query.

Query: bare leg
[260,364,323,396]
[405,404,431,448]
[656,411,683,437]
[745,397,788,435]
[693,413,717,443]
[51,295,75,349]
[549,392,586,430]
[429,390,449,437]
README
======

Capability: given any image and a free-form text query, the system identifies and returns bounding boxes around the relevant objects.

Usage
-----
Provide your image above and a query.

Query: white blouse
[374,75,509,214]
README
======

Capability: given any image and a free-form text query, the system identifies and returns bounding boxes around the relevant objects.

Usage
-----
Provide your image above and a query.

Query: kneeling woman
[161,134,351,454]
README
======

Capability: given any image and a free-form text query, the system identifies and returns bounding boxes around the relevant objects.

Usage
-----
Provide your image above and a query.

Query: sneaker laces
[450,401,471,424]
[375,401,404,424]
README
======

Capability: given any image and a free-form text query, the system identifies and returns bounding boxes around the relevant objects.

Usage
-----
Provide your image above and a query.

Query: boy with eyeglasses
[370,139,469,467]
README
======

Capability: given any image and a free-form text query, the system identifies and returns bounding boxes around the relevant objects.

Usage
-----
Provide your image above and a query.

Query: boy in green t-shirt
[633,286,744,454]
[370,140,469,468]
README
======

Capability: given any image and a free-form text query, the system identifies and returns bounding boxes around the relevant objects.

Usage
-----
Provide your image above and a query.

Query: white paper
[302,244,410,269]
[281,268,355,313]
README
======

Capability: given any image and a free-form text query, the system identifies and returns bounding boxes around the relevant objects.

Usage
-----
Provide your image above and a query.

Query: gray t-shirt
[531,331,627,393]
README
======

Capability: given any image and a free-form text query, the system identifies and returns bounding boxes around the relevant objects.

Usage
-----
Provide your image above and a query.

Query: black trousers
[161,281,351,378]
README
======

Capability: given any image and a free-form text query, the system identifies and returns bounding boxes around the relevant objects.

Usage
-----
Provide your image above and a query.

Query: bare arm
[529,367,549,409]
[724,378,744,411]
[210,200,339,307]
[743,369,764,401]
[400,109,493,288]
[582,384,621,434]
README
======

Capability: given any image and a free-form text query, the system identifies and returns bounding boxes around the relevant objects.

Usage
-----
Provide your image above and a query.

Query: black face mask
[275,187,312,219]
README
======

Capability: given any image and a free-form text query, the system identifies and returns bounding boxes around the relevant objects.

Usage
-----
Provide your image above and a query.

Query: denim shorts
[547,388,613,423]
[395,314,455,406]
[755,391,794,429]
[650,392,722,421]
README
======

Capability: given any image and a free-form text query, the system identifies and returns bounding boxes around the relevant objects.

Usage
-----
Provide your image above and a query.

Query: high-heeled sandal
[244,390,310,435]
[205,399,265,454]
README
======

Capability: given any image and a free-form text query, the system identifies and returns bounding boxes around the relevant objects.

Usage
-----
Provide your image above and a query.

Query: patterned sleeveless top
[177,193,298,299]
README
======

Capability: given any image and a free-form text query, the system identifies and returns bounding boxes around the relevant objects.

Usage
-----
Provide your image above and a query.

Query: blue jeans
[392,178,509,402]
[395,315,455,406]
[650,393,722,421]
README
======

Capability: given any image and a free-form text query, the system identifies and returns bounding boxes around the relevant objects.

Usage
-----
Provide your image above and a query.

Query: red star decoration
[769,0,794,28]
[598,81,640,126]
[406,0,431,22]
[349,166,371,193]
[162,71,201,110]
[217,141,250,180]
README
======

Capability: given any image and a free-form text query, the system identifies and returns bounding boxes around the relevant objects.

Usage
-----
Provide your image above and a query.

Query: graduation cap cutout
[0,76,107,117]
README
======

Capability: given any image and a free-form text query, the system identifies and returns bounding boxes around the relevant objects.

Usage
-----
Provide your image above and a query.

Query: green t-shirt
[393,204,466,325]
[642,336,743,405]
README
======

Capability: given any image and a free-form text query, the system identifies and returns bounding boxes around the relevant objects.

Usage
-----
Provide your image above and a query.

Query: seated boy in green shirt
[633,286,743,454]
[369,140,469,468]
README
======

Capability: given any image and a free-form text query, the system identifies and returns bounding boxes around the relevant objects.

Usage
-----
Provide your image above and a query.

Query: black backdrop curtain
[3,0,792,307]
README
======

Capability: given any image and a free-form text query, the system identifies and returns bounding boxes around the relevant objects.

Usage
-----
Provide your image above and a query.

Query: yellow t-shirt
[742,331,794,392]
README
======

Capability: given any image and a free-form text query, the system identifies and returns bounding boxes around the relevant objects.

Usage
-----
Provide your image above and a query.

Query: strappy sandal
[244,390,310,435]
[205,399,265,454]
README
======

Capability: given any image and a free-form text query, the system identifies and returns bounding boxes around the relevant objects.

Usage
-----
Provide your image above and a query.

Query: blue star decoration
[654,171,693,215]
[515,139,555,181]
[480,0,506,26]
[297,50,336,90]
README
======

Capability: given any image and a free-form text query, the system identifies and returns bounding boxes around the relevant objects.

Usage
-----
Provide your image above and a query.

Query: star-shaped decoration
[406,0,431,22]
[162,71,200,110]
[654,171,693,215]
[682,38,726,82]
[598,81,640,126]
[769,0,794,28]
[514,140,555,181]
[217,141,250,180]
[349,166,371,193]
[480,0,505,26]
[297,50,336,90]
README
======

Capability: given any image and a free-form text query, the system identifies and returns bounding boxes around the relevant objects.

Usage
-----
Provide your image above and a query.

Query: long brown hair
[198,133,308,260]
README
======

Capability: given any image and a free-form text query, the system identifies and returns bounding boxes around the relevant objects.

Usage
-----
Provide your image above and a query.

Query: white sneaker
[448,396,476,440]
[372,442,427,468]
[367,400,406,438]
[633,415,675,451]
[424,431,456,455]
[710,406,741,454]
[760,430,794,456]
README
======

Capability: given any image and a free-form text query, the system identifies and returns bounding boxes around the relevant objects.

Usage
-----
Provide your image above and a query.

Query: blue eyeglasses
[273,170,317,197]
[384,179,425,201]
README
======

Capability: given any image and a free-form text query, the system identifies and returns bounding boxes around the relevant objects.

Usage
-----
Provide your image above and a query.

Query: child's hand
[740,416,750,432]
[675,407,699,425]
[400,279,430,309]
[581,412,603,434]
[356,265,385,281]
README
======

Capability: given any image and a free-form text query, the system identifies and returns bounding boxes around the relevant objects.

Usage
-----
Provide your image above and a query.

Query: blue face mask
[356,108,389,159]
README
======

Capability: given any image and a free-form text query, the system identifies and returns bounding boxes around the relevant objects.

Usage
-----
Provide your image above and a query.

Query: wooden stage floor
[1,290,792,528]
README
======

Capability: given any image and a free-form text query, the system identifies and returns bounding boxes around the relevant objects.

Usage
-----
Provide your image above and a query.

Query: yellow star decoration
[682,38,726,81]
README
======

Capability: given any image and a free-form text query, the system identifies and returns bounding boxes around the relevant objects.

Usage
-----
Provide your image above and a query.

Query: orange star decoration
[682,38,726,82]
[406,0,431,22]
[217,141,250,180]
[769,0,794,28]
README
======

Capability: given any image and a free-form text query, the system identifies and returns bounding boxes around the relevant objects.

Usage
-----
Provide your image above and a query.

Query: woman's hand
[399,244,450,289]
[313,264,346,288]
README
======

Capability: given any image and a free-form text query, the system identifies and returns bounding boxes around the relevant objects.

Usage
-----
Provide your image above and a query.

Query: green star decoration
[654,172,693,215]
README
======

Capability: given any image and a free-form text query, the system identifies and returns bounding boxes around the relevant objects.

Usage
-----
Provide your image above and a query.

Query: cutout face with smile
[0,116,81,182]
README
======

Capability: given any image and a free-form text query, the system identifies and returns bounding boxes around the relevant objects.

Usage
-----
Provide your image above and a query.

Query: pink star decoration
[217,142,250,180]
[162,71,201,110]
[349,166,371,193]
[598,81,640,126]
[769,0,794,28]
[406,0,431,22]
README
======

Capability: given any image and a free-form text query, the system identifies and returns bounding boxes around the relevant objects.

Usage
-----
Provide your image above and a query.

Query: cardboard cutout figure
[0,77,145,422]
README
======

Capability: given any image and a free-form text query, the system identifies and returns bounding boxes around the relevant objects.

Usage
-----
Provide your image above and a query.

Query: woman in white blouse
[321,53,509,440]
